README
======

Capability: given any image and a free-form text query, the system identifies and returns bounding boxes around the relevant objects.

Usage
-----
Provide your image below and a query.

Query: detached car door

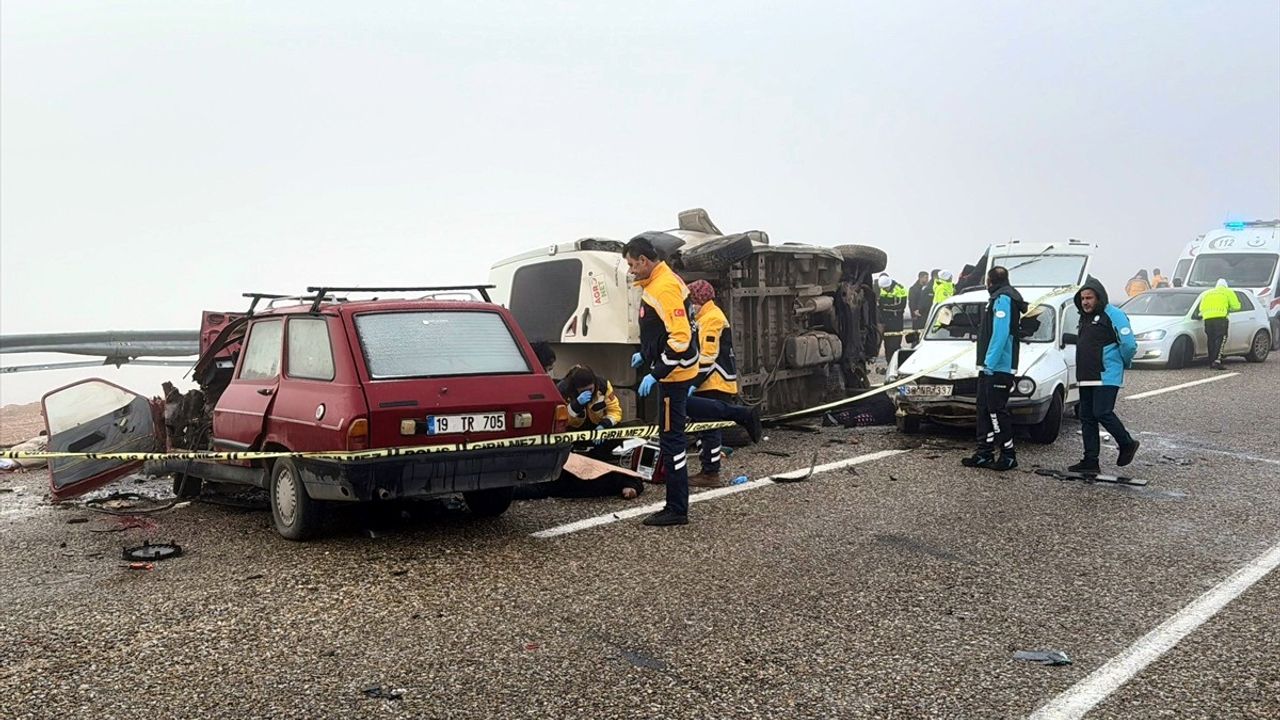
[41,379,162,501]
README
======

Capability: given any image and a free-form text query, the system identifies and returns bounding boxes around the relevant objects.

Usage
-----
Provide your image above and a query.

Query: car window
[239,319,283,380]
[1187,253,1280,288]
[992,254,1088,287]
[355,311,532,379]
[287,318,335,381]
[1233,291,1254,312]
[1173,258,1192,285]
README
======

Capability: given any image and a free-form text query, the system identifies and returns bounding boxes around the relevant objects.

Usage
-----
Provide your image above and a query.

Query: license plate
[900,384,953,397]
[426,412,506,435]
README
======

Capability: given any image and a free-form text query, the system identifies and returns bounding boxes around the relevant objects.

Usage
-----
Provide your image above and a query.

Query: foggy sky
[2,0,1278,405]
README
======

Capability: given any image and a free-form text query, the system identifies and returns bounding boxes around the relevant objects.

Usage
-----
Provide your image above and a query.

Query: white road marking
[1029,537,1280,720]
[1124,372,1239,401]
[530,449,907,539]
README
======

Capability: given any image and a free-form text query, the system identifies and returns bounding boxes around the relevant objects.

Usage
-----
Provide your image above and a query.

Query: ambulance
[1180,220,1280,350]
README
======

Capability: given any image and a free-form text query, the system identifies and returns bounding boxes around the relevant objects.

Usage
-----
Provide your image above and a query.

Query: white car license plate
[900,384,953,397]
[426,413,506,435]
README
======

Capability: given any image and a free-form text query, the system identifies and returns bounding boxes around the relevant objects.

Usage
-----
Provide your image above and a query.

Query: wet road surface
[1,360,1277,719]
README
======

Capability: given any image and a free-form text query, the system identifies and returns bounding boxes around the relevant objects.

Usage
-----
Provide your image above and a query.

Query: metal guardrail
[0,331,200,374]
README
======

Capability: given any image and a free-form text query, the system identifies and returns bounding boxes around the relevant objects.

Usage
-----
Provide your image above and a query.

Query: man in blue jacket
[1069,277,1139,474]
[962,266,1026,471]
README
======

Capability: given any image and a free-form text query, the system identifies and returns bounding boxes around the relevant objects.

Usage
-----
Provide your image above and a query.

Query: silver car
[1122,288,1273,368]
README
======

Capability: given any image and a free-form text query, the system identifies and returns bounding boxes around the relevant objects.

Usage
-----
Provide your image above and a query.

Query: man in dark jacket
[962,266,1026,471]
[908,271,932,331]
[1070,277,1140,474]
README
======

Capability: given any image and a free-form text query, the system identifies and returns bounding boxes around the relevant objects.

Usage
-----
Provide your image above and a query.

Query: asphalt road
[1,359,1277,719]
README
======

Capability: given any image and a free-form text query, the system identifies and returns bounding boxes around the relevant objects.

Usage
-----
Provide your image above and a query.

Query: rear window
[509,259,582,341]
[355,311,531,379]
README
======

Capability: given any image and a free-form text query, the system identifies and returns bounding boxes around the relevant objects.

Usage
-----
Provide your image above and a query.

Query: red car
[42,287,572,539]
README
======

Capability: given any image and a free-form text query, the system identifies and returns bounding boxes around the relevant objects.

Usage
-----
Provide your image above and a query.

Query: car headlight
[1134,329,1166,341]
[1014,377,1036,396]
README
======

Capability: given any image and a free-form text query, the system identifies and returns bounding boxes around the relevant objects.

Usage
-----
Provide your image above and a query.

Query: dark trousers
[658,381,691,515]
[1078,385,1133,462]
[883,334,903,363]
[688,389,743,474]
[1205,317,1229,365]
[976,372,1014,458]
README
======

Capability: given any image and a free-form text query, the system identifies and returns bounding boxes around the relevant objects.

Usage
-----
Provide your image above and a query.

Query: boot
[989,453,1018,471]
[1117,440,1140,467]
[689,471,723,488]
[1067,459,1101,475]
[961,452,995,468]
[642,509,689,527]
[744,405,764,444]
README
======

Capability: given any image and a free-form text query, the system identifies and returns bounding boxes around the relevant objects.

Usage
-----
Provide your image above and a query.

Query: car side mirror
[1061,332,1078,346]
[905,331,920,345]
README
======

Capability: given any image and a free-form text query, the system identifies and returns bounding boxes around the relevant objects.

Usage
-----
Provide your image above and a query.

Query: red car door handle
[257,388,275,396]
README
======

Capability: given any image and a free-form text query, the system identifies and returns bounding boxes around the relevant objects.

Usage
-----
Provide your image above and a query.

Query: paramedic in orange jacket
[625,235,699,527]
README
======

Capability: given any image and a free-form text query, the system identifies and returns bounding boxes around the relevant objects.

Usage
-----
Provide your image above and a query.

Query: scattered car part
[121,541,183,562]
[1013,650,1072,666]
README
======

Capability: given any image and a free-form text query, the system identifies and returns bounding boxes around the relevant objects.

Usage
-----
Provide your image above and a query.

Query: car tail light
[553,404,569,433]
[347,418,370,451]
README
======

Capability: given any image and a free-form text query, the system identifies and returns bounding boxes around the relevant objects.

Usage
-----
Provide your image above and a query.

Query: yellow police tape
[1,285,1077,463]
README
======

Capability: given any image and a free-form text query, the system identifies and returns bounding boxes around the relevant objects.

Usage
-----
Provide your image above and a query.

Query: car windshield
[1120,293,1198,316]
[355,311,531,379]
[1187,253,1279,288]
[925,302,1055,342]
[992,254,1088,288]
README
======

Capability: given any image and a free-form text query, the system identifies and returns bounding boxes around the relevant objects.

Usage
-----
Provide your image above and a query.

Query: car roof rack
[242,293,349,315]
[304,285,494,312]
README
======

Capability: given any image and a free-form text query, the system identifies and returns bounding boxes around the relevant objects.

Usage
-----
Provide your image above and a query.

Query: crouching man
[1070,277,1140,474]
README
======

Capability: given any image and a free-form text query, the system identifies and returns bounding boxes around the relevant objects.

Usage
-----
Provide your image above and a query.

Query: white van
[1182,220,1280,350]
[886,240,1096,443]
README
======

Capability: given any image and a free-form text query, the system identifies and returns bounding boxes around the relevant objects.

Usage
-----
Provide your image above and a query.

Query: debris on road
[361,686,404,700]
[125,562,155,572]
[1013,650,1073,666]
[65,517,88,525]
[757,450,792,458]
[121,541,183,562]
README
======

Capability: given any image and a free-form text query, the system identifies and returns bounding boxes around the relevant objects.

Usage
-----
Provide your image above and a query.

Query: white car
[1122,288,1272,368]
[887,286,1080,444]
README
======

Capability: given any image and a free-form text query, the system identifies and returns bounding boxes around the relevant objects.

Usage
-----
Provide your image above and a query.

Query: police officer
[878,276,909,362]
[962,266,1026,471]
[1201,279,1240,370]
[684,280,762,487]
[932,270,956,306]
[624,235,700,527]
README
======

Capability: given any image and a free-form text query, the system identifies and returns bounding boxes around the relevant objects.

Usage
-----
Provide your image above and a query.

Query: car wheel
[895,415,922,434]
[678,233,756,272]
[834,244,888,274]
[463,486,515,517]
[172,473,203,499]
[1027,390,1064,445]
[270,458,322,541]
[1166,336,1192,369]
[1246,330,1272,363]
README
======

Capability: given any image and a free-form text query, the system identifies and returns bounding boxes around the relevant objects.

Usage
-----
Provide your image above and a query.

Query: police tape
[0,421,739,463]
[1,285,1078,463]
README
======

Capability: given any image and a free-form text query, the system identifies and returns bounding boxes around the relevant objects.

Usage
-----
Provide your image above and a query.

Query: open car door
[42,379,163,501]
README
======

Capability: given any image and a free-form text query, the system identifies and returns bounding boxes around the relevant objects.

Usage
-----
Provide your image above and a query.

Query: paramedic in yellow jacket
[684,280,762,488]
[557,365,623,430]
[625,235,699,527]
